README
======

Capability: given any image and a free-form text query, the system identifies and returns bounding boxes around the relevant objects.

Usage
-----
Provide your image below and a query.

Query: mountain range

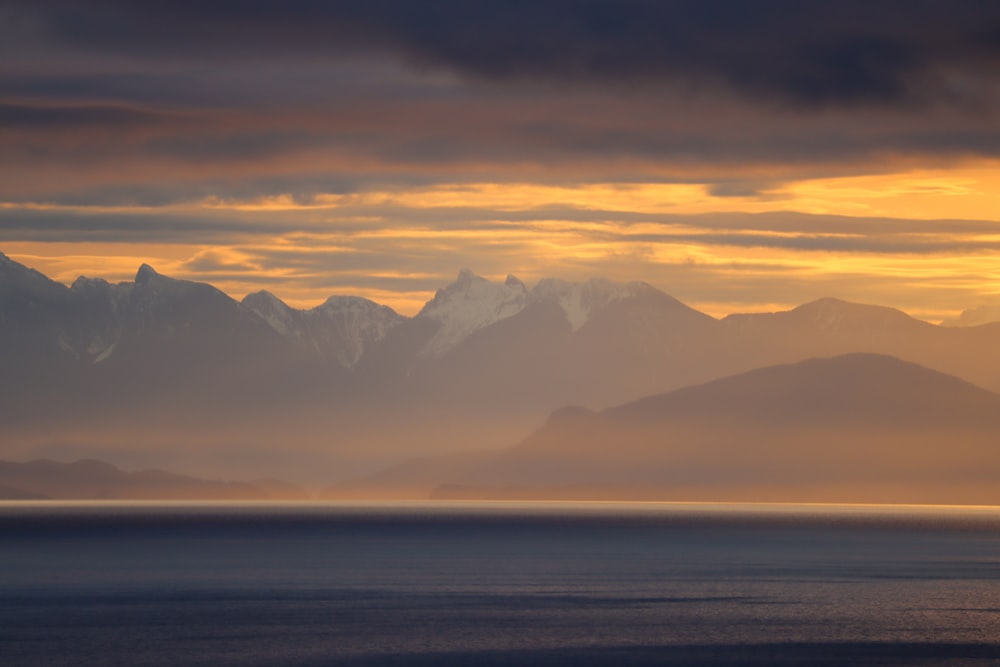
[426,354,1000,504]
[2,250,999,495]
[0,458,308,500]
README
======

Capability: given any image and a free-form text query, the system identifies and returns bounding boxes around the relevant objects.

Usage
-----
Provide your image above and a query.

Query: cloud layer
[3,1,1000,320]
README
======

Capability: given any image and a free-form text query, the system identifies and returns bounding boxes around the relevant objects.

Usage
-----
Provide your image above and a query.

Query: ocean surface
[2,501,999,666]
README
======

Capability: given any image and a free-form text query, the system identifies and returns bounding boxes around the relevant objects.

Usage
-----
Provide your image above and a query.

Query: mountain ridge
[0,458,310,500]
[4,251,1000,486]
[430,353,1000,504]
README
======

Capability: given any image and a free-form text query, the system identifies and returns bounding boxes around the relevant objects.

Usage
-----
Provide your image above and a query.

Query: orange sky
[4,2,1000,323]
[6,160,1000,322]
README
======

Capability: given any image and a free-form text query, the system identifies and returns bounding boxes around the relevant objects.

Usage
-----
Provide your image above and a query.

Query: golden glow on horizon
[4,159,1000,321]
[782,166,1000,220]
[188,161,1000,222]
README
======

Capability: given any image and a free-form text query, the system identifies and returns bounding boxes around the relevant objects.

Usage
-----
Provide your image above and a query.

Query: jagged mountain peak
[455,268,483,284]
[505,274,526,289]
[243,289,291,311]
[416,270,530,357]
[411,272,692,356]
[421,270,524,310]
[134,263,161,284]
[0,252,70,301]
[243,290,404,367]
[129,264,234,306]
[243,290,296,335]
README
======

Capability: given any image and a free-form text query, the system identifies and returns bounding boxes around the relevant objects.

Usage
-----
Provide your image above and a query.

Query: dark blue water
[2,501,1000,666]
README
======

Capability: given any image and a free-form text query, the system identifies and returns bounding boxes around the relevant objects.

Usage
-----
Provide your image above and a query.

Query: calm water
[2,501,1000,666]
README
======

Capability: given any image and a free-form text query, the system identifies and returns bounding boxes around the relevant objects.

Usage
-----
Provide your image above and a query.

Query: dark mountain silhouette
[432,355,1000,504]
[0,458,309,500]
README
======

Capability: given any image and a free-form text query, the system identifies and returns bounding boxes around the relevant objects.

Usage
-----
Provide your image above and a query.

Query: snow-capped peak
[243,290,296,335]
[243,291,404,367]
[417,270,529,357]
[317,295,393,315]
[312,296,406,366]
[530,277,646,331]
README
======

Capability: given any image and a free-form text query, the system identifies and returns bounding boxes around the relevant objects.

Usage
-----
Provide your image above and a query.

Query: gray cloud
[10,1,1000,109]
[4,0,999,324]
[0,207,324,243]
[0,102,164,128]
[3,86,999,208]
[3,205,997,253]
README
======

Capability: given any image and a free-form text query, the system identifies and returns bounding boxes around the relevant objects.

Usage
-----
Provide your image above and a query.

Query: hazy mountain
[433,354,1000,504]
[340,270,727,469]
[0,252,84,424]
[0,257,349,480]
[721,298,1000,393]
[322,449,499,499]
[0,483,47,500]
[0,254,298,385]
[5,252,1000,487]
[720,298,937,370]
[941,304,1000,327]
[415,274,722,410]
[0,458,309,500]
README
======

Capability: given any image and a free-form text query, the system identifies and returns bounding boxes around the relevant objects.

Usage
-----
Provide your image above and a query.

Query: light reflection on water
[2,501,999,665]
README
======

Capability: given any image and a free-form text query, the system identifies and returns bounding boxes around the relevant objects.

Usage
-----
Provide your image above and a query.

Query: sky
[2,0,1000,320]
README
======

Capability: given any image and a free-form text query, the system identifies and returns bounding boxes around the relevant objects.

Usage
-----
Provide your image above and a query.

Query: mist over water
[2,501,1000,666]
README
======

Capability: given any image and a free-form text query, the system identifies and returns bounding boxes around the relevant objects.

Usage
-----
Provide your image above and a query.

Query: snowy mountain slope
[412,274,723,410]
[243,291,405,367]
[415,269,529,358]
[68,276,132,363]
[530,277,651,331]
[408,271,694,361]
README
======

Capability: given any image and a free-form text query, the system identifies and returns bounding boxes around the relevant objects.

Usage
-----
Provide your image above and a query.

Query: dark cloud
[4,2,1000,208]
[4,0,999,322]
[4,79,999,208]
[3,203,997,258]
[0,207,322,243]
[8,0,1000,109]
[0,102,163,128]
[705,181,777,198]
